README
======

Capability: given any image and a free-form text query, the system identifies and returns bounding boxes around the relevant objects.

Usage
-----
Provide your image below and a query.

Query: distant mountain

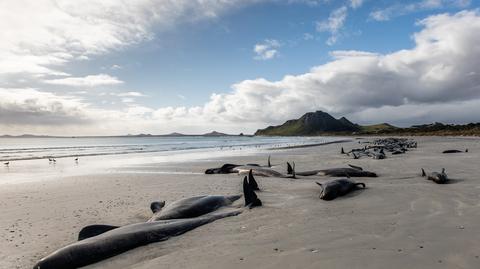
[163,132,187,136]
[255,111,360,136]
[202,131,229,136]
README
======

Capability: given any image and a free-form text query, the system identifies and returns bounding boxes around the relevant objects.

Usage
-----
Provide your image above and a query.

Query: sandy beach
[1,136,480,269]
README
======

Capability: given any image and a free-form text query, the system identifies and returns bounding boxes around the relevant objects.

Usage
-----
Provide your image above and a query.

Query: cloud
[303,33,315,40]
[2,10,480,135]
[194,10,480,129]
[254,39,281,60]
[370,0,471,21]
[350,0,364,9]
[316,6,348,45]
[116,91,146,97]
[110,64,122,70]
[44,74,123,87]
[0,0,264,79]
[0,88,91,126]
[329,50,379,59]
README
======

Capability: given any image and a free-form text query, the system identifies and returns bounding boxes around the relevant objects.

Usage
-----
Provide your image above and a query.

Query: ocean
[0,136,345,162]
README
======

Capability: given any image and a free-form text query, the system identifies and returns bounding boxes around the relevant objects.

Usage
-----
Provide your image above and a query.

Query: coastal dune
[1,137,480,268]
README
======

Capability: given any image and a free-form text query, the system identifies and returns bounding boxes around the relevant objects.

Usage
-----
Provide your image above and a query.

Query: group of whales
[205,157,373,201]
[33,173,262,269]
[206,142,456,200]
[35,140,460,268]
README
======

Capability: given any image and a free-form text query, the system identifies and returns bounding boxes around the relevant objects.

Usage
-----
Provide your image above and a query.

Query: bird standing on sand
[75,157,79,162]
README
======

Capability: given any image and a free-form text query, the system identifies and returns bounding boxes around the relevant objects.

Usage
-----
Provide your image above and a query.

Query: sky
[1,0,480,135]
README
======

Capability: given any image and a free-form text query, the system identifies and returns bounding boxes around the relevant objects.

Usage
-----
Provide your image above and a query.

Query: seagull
[4,162,9,166]
[74,157,78,162]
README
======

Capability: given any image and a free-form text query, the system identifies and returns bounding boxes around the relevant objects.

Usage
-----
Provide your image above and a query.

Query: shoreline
[1,136,480,268]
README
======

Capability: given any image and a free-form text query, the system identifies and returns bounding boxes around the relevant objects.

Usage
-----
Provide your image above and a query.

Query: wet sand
[1,137,480,269]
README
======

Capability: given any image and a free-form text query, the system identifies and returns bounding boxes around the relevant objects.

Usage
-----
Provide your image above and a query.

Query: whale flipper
[150,201,166,213]
[248,169,260,191]
[78,225,119,241]
[348,164,363,171]
[243,176,262,208]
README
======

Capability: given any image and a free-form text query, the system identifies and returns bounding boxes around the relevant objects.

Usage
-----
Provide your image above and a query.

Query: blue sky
[1,0,480,135]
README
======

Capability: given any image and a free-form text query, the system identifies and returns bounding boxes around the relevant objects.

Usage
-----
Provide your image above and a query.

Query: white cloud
[254,39,281,60]
[329,50,379,59]
[350,0,364,9]
[193,10,480,130]
[316,6,348,45]
[110,64,122,70]
[117,91,146,97]
[303,33,315,40]
[2,10,480,135]
[44,74,123,87]
[0,88,91,126]
[370,0,471,21]
[0,0,263,78]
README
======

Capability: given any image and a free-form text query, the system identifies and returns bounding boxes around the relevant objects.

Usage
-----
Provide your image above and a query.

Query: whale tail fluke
[248,169,260,191]
[243,176,262,208]
[78,224,119,241]
[150,201,166,213]
[421,168,426,177]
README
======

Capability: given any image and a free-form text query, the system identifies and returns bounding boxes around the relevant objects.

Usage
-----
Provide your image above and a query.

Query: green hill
[360,123,398,133]
[255,111,360,136]
[255,111,480,136]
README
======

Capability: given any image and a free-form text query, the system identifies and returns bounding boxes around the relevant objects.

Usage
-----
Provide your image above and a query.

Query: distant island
[0,131,238,138]
[255,110,480,136]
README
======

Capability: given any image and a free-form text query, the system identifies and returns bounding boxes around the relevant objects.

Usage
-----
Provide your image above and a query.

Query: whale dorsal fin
[243,176,262,208]
[292,162,296,179]
[348,164,363,170]
[248,169,259,191]
[78,224,119,241]
[267,155,271,167]
[421,168,426,177]
[287,162,293,174]
[150,201,166,213]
